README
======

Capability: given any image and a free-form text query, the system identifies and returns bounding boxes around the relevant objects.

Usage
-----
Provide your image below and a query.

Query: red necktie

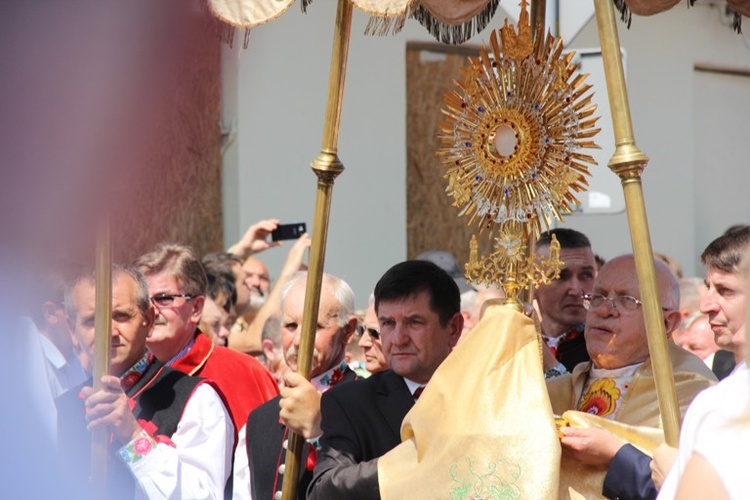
[413,386,425,401]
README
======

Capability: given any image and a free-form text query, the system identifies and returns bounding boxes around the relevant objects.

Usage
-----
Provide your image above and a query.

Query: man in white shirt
[654,225,750,497]
[57,264,233,499]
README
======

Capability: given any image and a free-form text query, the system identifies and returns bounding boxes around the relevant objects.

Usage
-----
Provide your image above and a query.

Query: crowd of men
[24,219,750,499]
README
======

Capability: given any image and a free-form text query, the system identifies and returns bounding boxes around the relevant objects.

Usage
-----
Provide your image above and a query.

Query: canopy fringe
[612,0,633,28]
[412,0,500,44]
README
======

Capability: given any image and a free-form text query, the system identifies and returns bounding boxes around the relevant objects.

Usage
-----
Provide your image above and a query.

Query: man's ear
[664,310,682,339]
[143,306,156,337]
[448,311,464,347]
[190,295,205,323]
[262,338,277,360]
[42,301,62,325]
[342,316,358,344]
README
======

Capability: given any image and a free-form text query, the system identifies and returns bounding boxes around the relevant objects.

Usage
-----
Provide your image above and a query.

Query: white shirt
[658,363,749,499]
[20,317,58,442]
[120,383,234,499]
[38,334,86,399]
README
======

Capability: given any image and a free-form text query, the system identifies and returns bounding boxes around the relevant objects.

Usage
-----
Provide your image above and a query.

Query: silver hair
[281,271,355,327]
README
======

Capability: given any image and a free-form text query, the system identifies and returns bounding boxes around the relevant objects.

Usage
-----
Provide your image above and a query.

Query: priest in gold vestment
[547,255,716,499]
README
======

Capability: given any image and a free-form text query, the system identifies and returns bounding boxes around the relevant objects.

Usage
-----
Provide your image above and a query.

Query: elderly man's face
[358,302,389,374]
[281,280,354,378]
[584,256,680,370]
[145,271,203,361]
[535,245,597,336]
[68,275,153,377]
[243,257,271,309]
[676,315,719,361]
[700,267,746,355]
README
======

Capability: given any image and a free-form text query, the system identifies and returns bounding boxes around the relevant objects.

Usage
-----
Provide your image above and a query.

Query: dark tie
[413,386,425,401]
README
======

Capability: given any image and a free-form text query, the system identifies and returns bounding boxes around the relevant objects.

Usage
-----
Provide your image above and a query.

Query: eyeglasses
[150,293,195,307]
[582,293,642,313]
[361,327,380,340]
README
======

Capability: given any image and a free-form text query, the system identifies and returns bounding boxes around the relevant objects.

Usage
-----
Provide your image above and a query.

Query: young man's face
[535,245,597,336]
[701,267,746,356]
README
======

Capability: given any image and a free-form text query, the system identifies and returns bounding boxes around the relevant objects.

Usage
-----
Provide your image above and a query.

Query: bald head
[584,254,682,369]
[601,255,679,310]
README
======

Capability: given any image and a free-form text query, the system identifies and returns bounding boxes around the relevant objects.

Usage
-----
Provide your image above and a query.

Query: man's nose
[567,278,587,295]
[389,324,409,345]
[219,325,230,339]
[592,298,618,317]
[358,333,371,348]
[699,290,718,314]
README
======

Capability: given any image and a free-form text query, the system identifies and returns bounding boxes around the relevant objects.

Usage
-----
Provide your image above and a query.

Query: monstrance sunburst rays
[438,4,601,241]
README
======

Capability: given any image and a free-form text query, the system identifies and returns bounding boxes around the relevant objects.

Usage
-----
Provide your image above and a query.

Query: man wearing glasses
[58,265,232,498]
[546,254,716,499]
[135,244,279,447]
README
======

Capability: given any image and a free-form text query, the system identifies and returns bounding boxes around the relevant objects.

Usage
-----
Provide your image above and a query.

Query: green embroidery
[449,456,521,499]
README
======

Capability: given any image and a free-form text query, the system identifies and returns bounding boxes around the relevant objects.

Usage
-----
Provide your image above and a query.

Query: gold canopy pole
[525,0,546,306]
[593,0,680,445]
[280,1,352,498]
[91,220,113,493]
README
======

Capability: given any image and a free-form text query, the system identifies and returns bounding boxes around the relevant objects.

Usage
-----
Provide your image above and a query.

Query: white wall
[224,3,750,306]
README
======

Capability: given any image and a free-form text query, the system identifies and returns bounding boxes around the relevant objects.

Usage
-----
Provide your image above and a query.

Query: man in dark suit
[232,271,359,500]
[308,260,463,500]
[535,228,598,374]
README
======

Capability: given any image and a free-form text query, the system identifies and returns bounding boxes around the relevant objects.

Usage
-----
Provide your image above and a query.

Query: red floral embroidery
[578,378,621,417]
[133,436,152,455]
[329,368,344,386]
[121,371,141,392]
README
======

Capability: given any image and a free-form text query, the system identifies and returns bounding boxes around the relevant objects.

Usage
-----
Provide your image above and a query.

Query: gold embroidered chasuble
[547,341,717,498]
[378,305,561,499]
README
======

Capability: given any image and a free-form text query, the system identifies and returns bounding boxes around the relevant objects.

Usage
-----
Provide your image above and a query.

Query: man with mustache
[57,265,233,498]
[134,244,279,445]
[308,260,463,500]
[228,234,312,355]
[535,228,598,375]
[546,255,716,499]
[232,271,359,500]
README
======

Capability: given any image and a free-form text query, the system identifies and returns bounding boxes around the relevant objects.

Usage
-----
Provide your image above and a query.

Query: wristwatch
[544,362,568,379]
